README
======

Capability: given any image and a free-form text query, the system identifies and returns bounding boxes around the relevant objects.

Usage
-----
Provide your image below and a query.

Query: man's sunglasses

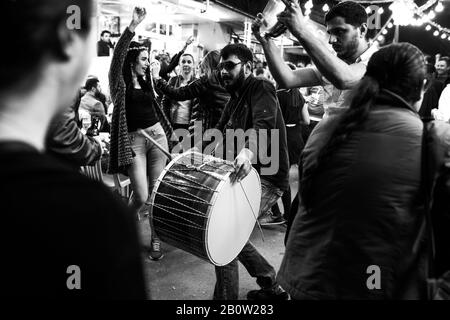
[217,61,242,71]
[181,60,193,64]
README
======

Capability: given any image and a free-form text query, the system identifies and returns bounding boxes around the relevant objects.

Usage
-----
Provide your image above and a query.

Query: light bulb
[433,30,439,36]
[387,22,394,28]
[441,33,447,39]
[435,2,444,13]
[425,25,432,31]
[322,4,330,12]
[428,11,436,20]
[378,7,384,14]
[382,29,388,35]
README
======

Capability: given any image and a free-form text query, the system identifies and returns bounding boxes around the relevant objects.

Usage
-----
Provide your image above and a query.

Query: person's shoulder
[80,93,93,105]
[94,100,103,108]
[30,159,127,214]
[429,120,450,143]
[251,76,276,92]
[356,42,378,65]
[168,75,180,84]
[188,76,199,84]
[441,83,450,93]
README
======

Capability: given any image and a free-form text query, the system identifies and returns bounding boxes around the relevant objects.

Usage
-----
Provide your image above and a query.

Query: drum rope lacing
[157,180,212,203]
[155,192,212,205]
[154,216,207,236]
[153,196,207,218]
[152,205,206,229]
[166,170,217,191]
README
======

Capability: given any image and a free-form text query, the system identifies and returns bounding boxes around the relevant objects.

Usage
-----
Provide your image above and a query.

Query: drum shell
[150,153,233,264]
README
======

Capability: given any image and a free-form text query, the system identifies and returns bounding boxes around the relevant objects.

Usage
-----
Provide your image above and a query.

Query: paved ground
[137,165,299,300]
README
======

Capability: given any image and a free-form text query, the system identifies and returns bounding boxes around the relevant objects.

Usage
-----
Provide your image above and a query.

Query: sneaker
[247,286,289,300]
[149,238,164,261]
[258,214,286,226]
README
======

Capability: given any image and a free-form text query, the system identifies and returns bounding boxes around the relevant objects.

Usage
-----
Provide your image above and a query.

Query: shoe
[149,238,164,261]
[258,214,286,226]
[247,286,289,300]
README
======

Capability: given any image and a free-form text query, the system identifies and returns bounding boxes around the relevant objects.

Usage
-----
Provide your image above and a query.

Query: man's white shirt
[311,43,379,118]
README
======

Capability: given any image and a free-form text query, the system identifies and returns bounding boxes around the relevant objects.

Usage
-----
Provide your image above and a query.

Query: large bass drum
[149,151,261,266]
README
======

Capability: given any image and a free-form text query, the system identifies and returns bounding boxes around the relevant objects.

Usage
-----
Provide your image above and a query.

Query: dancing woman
[109,7,173,260]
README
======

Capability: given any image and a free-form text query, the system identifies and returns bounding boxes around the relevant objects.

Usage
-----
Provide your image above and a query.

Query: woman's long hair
[301,43,427,206]
[123,41,153,95]
[200,50,220,78]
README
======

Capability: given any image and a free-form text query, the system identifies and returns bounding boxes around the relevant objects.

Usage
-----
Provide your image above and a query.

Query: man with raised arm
[253,1,377,117]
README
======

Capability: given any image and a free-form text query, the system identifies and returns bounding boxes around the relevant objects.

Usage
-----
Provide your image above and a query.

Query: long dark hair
[200,50,220,77]
[123,41,153,95]
[301,43,426,205]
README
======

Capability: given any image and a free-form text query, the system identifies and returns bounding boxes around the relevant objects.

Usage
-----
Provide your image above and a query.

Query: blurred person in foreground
[0,0,146,298]
[278,43,450,299]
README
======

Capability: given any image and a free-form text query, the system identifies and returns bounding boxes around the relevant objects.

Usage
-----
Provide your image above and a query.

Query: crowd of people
[1,0,449,300]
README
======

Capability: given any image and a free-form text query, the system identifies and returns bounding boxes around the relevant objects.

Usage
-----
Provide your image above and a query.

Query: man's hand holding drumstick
[231,148,254,184]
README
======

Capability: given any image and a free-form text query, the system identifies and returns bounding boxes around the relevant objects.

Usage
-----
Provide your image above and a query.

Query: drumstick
[239,182,265,242]
[138,129,173,161]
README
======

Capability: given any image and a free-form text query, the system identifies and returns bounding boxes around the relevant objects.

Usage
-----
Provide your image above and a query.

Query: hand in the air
[252,13,270,45]
[231,148,254,184]
[185,36,195,46]
[277,0,305,35]
[129,7,147,31]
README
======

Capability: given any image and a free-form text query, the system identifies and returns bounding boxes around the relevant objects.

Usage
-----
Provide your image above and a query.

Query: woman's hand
[129,7,147,32]
[150,60,161,80]
[184,36,195,50]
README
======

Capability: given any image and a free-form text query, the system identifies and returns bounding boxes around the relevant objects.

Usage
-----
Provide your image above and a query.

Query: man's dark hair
[0,0,92,92]
[424,54,435,65]
[101,30,112,37]
[425,63,436,76]
[85,78,99,91]
[220,43,253,65]
[255,67,265,76]
[438,56,450,66]
[181,53,195,62]
[325,1,368,27]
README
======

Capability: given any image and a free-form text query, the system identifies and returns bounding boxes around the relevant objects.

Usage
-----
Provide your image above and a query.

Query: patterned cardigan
[108,27,173,175]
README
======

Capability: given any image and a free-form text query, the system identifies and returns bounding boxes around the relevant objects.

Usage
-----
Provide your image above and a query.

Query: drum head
[206,169,261,266]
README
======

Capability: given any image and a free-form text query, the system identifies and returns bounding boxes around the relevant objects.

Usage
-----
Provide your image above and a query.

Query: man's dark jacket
[46,94,102,167]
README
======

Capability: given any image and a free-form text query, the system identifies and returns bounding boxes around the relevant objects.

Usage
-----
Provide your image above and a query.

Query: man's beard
[223,68,246,93]
[337,34,359,61]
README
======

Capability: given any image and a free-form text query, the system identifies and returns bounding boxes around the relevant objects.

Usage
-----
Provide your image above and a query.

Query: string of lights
[307,0,449,43]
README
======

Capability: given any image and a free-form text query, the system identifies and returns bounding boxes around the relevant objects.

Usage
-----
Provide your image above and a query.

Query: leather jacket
[46,94,102,168]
